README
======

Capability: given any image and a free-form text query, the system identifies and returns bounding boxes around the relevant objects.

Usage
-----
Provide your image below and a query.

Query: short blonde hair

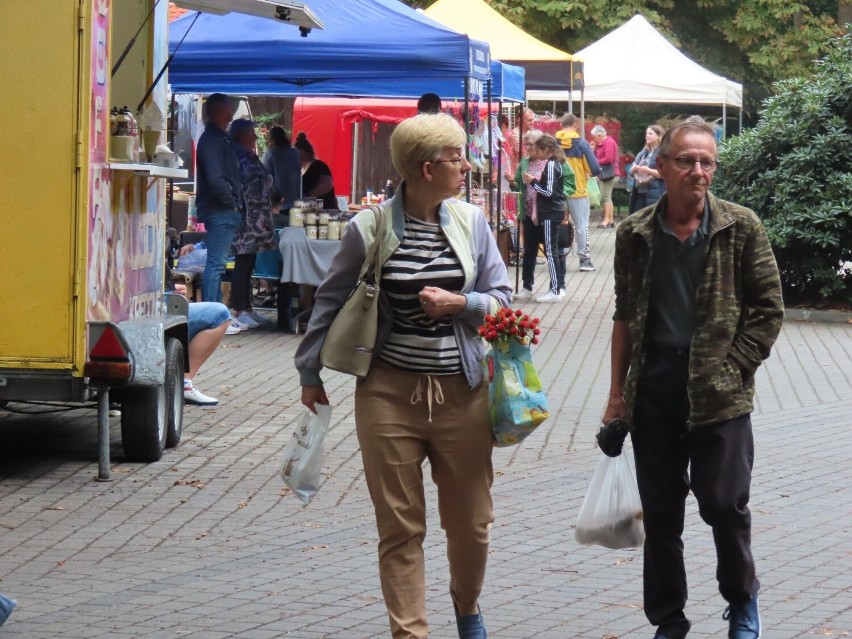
[391,113,466,182]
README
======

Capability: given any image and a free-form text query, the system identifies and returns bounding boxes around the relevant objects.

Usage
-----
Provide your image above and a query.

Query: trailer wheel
[120,383,167,462]
[165,338,185,449]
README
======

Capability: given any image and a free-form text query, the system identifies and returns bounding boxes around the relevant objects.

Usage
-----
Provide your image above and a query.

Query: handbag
[484,340,550,446]
[599,163,616,181]
[319,206,386,378]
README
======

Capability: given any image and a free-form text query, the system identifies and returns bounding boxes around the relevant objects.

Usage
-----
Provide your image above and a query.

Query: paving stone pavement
[2,222,851,639]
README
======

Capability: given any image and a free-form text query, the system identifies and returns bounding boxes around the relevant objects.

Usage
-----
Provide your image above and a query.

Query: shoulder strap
[362,205,387,284]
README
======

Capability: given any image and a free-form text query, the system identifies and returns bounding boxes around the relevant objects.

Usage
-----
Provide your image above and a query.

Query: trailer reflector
[85,324,132,382]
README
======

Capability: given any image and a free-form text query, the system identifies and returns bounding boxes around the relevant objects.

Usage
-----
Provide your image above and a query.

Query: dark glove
[596,419,629,457]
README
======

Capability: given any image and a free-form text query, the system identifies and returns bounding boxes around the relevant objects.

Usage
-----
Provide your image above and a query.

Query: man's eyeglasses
[669,156,718,172]
[434,156,465,166]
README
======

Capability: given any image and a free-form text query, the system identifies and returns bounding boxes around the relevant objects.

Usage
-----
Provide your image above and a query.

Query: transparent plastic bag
[280,404,332,504]
[575,454,645,549]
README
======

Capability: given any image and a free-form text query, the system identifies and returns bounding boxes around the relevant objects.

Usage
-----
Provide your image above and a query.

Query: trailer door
[0,0,83,370]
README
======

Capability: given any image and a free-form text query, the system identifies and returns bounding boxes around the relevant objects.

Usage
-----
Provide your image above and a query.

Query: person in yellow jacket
[556,114,601,271]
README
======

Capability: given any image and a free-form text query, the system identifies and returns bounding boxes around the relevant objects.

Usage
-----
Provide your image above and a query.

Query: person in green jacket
[601,122,783,639]
[510,130,576,298]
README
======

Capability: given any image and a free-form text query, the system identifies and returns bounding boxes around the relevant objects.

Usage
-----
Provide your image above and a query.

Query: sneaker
[723,596,760,639]
[0,593,16,626]
[247,310,270,325]
[183,381,219,406]
[653,620,691,639]
[579,259,596,272]
[514,288,533,301]
[234,312,260,328]
[535,290,561,303]
[557,289,566,300]
[225,322,242,335]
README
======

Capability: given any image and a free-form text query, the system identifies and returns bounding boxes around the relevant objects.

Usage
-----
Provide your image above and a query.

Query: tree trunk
[840,0,852,31]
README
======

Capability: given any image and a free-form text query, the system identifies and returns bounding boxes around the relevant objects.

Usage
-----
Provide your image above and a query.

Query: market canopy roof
[168,0,493,98]
[423,0,582,91]
[527,14,742,108]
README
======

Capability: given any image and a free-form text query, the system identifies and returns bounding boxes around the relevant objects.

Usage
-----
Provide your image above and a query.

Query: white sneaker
[557,289,566,300]
[225,322,242,335]
[514,288,533,301]
[233,313,258,329]
[535,290,561,303]
[183,382,219,406]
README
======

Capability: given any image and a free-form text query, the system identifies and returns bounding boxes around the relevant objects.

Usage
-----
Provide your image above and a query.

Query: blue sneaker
[452,596,487,639]
[723,596,761,638]
[0,593,16,626]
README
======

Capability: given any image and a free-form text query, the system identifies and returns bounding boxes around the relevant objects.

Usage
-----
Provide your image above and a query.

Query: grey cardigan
[294,189,512,388]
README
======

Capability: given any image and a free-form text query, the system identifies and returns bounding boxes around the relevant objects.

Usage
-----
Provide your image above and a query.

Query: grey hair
[590,124,607,136]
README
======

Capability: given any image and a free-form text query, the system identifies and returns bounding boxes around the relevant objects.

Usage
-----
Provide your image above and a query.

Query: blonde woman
[629,125,666,213]
[295,113,511,639]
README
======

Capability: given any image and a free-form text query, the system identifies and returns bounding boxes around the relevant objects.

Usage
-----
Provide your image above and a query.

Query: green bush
[713,30,852,304]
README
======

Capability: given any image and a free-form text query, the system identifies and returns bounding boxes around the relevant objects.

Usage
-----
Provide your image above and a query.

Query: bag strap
[362,205,387,284]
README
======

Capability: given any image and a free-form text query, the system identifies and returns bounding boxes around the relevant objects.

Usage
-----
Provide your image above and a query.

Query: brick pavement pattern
[2,224,851,638]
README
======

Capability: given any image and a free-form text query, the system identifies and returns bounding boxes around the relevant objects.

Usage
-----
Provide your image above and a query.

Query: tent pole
[351,121,360,202]
[487,79,494,227]
[464,76,471,203]
[580,88,585,133]
[739,107,743,135]
[722,103,727,139]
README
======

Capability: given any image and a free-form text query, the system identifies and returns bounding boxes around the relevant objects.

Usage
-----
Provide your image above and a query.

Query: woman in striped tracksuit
[523,133,567,302]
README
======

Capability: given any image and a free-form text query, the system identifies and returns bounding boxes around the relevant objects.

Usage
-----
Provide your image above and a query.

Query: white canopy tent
[527,14,743,135]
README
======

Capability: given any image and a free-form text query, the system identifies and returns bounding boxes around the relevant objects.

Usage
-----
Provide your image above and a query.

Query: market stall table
[277,226,342,331]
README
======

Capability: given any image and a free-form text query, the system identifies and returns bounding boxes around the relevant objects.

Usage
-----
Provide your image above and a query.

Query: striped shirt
[379,215,465,374]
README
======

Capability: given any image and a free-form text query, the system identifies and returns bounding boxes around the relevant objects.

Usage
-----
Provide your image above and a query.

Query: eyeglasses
[433,156,466,166]
[669,156,718,172]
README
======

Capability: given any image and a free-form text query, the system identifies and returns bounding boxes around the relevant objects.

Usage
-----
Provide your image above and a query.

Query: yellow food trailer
[0,0,321,478]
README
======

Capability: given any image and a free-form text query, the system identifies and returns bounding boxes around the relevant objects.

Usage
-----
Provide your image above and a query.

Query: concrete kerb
[784,308,852,324]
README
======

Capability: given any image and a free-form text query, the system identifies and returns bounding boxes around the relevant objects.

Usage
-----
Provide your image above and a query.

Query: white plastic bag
[575,454,645,549]
[280,404,332,504]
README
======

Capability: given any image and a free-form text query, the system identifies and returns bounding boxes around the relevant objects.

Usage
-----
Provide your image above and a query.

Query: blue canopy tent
[167,0,492,97]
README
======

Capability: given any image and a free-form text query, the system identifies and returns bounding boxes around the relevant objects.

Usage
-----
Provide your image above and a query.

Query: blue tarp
[168,0,497,98]
[426,60,526,102]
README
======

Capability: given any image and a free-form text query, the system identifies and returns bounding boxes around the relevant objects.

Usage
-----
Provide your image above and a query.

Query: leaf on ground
[174,478,206,489]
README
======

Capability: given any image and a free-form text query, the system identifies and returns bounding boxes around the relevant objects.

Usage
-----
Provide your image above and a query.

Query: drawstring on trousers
[410,375,445,423]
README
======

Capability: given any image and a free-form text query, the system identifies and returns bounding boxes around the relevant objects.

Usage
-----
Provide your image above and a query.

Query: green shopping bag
[587,177,601,208]
[485,340,550,447]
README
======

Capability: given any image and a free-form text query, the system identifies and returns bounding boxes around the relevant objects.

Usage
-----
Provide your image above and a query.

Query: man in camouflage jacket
[602,122,783,639]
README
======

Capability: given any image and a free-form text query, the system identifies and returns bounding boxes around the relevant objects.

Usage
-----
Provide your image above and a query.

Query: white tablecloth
[278,227,341,287]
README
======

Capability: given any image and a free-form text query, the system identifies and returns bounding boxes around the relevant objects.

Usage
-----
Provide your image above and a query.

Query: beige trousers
[355,359,495,639]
